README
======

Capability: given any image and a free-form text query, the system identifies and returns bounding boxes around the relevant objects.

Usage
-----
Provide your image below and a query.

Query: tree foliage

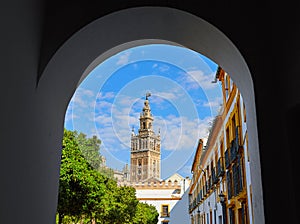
[57,129,89,223]
[57,129,107,223]
[102,186,139,224]
[73,131,102,170]
[73,130,114,179]
[132,202,159,224]
[57,129,159,224]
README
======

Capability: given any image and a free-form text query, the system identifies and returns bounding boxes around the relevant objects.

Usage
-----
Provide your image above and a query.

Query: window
[161,204,169,217]
[226,127,230,149]
[231,114,236,140]
[220,139,224,155]
[138,161,142,176]
[229,207,235,224]
[173,189,181,194]
[218,215,222,224]
[243,102,246,122]
[225,74,229,100]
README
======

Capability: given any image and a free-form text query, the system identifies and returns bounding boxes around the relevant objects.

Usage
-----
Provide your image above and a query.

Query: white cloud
[64,103,79,122]
[158,64,170,72]
[146,88,186,108]
[92,91,213,156]
[70,87,95,108]
[94,114,113,127]
[157,116,212,151]
[202,96,223,108]
[153,90,181,101]
[65,112,79,122]
[179,70,218,90]
[96,91,115,100]
[94,100,113,113]
[152,63,158,68]
[116,51,131,66]
[81,89,94,97]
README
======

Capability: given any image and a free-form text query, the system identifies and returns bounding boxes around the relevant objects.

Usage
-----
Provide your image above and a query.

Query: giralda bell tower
[130,93,161,182]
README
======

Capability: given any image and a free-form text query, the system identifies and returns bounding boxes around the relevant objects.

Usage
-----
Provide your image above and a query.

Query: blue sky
[64,44,223,179]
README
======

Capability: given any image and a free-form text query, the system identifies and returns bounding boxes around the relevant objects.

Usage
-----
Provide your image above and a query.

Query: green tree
[57,129,158,224]
[57,129,91,223]
[74,131,114,179]
[101,186,139,224]
[132,202,159,224]
[98,165,115,179]
[73,131,102,170]
[57,129,114,224]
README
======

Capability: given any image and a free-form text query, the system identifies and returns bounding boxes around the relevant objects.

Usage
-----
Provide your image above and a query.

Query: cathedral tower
[130,93,161,182]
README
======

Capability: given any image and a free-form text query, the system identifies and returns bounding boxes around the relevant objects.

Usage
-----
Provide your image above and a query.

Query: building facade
[120,173,191,224]
[189,67,253,224]
[130,93,161,182]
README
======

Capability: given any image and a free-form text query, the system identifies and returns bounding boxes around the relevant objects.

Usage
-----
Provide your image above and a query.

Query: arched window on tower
[138,161,142,178]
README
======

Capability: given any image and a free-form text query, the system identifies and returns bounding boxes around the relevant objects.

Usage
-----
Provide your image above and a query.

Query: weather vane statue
[146,92,151,100]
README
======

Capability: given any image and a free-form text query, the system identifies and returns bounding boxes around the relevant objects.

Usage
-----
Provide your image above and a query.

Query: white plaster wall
[136,189,176,198]
[136,188,178,223]
[190,191,222,224]
[169,187,191,224]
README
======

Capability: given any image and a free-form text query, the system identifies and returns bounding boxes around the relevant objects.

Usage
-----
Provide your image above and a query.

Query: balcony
[211,168,219,184]
[217,157,225,177]
[232,160,244,196]
[230,139,238,162]
[225,148,230,168]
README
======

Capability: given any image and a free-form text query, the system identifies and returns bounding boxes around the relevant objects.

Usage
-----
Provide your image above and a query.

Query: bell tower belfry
[130,93,161,182]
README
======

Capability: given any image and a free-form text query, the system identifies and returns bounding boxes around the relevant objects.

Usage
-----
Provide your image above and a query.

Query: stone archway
[39,6,264,223]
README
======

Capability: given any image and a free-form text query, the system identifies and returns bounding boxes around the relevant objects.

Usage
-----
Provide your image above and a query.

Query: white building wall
[136,189,181,224]
[190,189,224,224]
[134,176,191,224]
[169,187,190,224]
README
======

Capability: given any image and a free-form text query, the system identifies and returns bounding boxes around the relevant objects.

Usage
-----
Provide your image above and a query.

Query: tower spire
[130,93,161,182]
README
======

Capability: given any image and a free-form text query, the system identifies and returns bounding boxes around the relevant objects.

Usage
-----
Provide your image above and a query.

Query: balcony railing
[211,168,219,184]
[225,148,230,168]
[230,139,238,162]
[226,170,232,199]
[233,155,244,196]
[217,157,225,177]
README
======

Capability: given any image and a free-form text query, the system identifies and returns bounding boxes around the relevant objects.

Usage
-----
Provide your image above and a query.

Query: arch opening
[39,6,264,223]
